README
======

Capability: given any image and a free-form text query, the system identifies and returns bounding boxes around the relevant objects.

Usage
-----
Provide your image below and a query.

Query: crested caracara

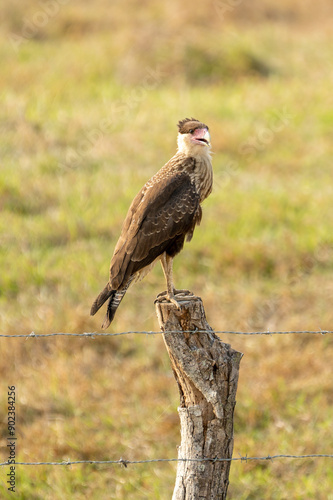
[90,118,213,328]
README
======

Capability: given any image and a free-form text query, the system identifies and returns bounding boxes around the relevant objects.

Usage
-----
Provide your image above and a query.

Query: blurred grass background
[1,0,333,498]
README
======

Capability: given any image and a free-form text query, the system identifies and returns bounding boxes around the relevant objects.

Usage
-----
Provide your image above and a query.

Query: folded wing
[109,170,201,289]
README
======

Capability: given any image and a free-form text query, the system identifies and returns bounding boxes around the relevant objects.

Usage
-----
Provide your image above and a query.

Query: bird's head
[177,118,211,157]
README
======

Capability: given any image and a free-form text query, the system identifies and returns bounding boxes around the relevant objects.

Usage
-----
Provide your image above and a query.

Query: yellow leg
[158,253,181,309]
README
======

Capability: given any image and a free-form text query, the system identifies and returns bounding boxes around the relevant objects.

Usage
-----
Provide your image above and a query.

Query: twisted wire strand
[0,330,332,339]
[1,454,333,467]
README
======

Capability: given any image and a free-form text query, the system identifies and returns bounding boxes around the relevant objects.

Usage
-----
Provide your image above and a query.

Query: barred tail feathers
[101,290,123,329]
[101,277,133,329]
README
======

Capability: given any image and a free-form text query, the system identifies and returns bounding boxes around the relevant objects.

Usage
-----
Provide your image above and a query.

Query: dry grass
[1,1,333,498]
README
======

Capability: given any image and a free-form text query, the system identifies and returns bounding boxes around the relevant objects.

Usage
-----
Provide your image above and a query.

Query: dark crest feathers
[177,118,208,134]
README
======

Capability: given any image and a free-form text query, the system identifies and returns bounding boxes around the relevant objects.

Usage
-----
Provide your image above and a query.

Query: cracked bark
[155,295,243,500]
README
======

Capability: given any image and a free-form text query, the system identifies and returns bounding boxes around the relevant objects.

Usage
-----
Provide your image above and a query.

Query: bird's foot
[154,292,181,309]
[154,290,194,309]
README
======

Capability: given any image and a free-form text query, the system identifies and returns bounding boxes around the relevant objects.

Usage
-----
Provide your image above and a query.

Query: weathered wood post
[155,294,243,500]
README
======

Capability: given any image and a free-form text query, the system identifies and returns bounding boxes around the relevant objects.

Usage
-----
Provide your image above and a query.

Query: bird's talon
[155,292,182,309]
[169,297,182,310]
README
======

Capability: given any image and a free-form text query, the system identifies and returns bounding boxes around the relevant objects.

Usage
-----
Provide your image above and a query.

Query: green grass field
[1,1,333,498]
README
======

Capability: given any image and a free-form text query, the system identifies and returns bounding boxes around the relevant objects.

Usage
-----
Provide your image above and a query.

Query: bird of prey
[90,118,213,328]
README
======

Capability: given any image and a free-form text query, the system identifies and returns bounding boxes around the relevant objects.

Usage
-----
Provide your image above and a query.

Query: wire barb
[118,458,129,468]
[83,332,95,339]
[25,331,36,340]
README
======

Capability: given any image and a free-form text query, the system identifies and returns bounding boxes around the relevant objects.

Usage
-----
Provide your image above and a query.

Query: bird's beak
[203,129,211,146]
[192,128,211,147]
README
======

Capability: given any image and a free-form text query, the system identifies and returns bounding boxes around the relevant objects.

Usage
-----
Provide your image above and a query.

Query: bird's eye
[189,129,194,134]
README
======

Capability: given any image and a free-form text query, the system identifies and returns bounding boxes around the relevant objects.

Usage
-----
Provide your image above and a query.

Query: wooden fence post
[155,294,243,500]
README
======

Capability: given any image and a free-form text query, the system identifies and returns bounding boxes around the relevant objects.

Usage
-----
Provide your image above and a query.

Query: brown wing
[109,170,200,289]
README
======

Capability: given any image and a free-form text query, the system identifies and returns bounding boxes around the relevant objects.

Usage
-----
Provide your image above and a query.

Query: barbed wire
[1,331,332,471]
[1,454,333,468]
[0,329,332,339]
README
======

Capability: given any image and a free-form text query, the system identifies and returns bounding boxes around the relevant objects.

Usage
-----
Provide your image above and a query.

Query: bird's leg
[156,253,182,309]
